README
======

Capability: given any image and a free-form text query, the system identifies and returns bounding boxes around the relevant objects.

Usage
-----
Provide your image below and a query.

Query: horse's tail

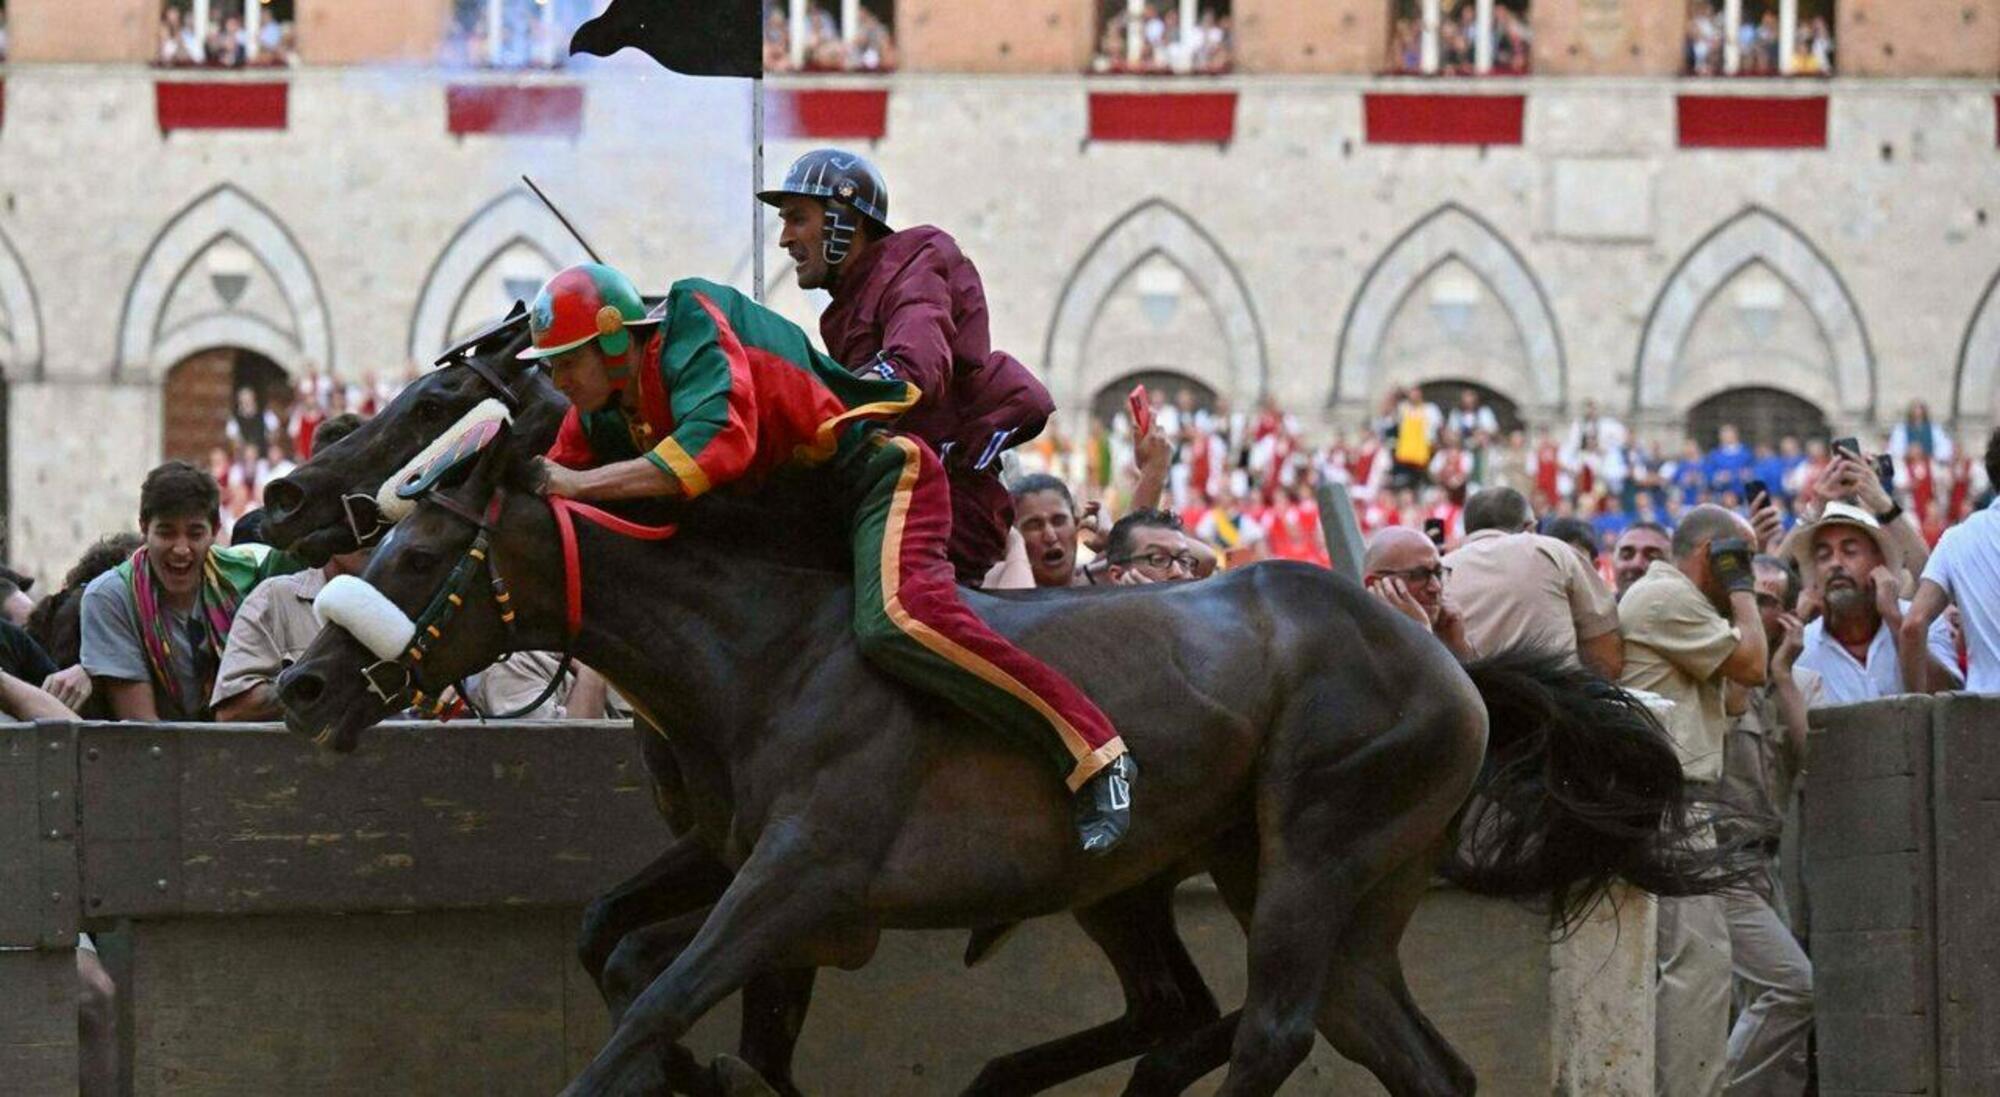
[1442,647,1752,931]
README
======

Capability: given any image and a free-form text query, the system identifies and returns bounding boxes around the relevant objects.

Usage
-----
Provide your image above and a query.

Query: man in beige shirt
[1618,504,1769,1097]
[1443,487,1622,677]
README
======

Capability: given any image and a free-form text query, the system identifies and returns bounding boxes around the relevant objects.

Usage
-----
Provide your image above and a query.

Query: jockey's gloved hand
[1708,537,1756,595]
[1074,753,1138,856]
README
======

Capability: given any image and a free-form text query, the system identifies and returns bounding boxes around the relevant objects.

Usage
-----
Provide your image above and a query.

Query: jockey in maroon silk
[759,149,1054,584]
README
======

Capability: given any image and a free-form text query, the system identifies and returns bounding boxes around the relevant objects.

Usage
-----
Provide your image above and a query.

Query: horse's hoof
[709,1054,781,1097]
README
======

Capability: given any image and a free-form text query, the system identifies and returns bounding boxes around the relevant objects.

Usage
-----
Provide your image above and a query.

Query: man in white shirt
[1900,429,2000,694]
[1780,501,1962,703]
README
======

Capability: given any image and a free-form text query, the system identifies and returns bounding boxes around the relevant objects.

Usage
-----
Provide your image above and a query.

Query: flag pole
[752,77,766,303]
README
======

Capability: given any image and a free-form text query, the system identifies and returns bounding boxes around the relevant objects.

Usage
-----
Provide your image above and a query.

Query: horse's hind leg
[960,875,1218,1097]
[1314,848,1476,1097]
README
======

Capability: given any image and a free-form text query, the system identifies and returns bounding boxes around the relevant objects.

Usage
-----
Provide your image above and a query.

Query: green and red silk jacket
[545,278,919,495]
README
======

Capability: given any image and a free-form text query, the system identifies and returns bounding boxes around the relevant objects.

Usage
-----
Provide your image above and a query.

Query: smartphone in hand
[1873,454,1896,495]
[1832,436,1860,458]
[1744,479,1769,507]
[1127,385,1153,440]
[1423,518,1446,547]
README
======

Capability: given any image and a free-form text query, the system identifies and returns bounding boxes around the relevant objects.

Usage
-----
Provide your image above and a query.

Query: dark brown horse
[259,322,1230,1097]
[277,431,1714,1096]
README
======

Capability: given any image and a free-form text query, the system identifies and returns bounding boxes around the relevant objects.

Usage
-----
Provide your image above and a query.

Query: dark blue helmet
[757,149,891,265]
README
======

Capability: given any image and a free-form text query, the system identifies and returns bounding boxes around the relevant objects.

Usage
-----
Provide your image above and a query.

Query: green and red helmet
[518,262,656,361]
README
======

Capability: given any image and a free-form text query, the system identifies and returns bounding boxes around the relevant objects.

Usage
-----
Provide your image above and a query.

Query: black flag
[570,0,763,79]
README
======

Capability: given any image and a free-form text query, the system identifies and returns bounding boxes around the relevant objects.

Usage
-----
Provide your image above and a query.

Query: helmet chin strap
[604,344,636,388]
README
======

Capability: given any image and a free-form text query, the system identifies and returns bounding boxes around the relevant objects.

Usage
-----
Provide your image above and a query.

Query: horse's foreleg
[579,832,736,993]
[561,836,858,1097]
[960,876,1217,1097]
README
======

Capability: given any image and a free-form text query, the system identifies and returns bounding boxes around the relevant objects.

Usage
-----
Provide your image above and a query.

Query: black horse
[276,425,1718,1096]
[260,322,1232,1096]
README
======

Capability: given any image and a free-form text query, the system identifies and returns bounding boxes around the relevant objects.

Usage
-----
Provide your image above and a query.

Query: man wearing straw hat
[1781,500,1961,703]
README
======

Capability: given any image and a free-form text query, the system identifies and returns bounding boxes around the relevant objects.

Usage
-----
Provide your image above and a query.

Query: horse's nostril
[280,668,326,709]
[264,478,305,520]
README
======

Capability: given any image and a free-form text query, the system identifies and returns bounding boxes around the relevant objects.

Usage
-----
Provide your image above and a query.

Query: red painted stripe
[1677,95,1827,149]
[1087,91,1236,144]
[155,81,289,132]
[445,84,585,137]
[769,88,889,140]
[1363,93,1524,146]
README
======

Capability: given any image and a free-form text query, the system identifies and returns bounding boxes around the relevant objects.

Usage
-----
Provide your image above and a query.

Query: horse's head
[262,309,567,565]
[276,425,562,751]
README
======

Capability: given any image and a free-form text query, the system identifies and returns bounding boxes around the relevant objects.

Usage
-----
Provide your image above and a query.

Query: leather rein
[356,474,677,722]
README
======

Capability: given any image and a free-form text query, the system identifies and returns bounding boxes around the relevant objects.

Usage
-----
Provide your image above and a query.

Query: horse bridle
[356,489,571,722]
[336,346,532,551]
[351,479,677,723]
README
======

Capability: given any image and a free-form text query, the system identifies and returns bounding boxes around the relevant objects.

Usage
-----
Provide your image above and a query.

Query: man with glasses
[1363,526,1475,660]
[1103,510,1214,586]
[1443,487,1622,677]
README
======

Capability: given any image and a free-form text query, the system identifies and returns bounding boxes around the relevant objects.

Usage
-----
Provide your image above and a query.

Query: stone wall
[1,67,1998,578]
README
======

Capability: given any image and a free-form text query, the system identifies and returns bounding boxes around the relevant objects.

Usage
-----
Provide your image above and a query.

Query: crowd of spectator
[763,1,897,73]
[1387,0,1533,76]
[1091,1,1234,75]
[206,372,411,538]
[1685,1,1834,76]
[155,1,297,68]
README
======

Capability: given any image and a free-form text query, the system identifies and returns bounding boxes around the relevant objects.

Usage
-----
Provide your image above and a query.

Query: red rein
[547,497,679,638]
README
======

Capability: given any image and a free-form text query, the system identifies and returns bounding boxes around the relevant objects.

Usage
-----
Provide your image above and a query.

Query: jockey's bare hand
[535,458,581,499]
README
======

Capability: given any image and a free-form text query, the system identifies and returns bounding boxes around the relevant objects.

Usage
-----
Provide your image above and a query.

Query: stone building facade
[0,0,1997,579]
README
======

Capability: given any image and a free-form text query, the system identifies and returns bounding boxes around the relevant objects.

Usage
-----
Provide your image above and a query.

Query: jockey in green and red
[526,263,1138,853]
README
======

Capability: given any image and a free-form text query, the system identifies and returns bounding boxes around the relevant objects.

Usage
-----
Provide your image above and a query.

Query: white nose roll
[315,575,419,662]
[375,398,512,523]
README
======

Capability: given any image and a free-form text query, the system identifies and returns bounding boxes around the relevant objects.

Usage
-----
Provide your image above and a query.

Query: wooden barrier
[1807,693,2000,1095]
[1,720,1655,1095]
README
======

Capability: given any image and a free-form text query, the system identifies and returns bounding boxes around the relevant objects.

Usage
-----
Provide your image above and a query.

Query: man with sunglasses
[1363,526,1475,661]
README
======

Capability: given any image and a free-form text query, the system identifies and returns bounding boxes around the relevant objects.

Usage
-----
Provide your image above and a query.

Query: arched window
[1091,370,1219,427]
[1686,386,1827,449]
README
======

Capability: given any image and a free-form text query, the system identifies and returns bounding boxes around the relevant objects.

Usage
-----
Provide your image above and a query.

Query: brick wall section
[6,0,154,63]
[1532,0,1686,76]
[897,0,1092,73]
[1234,0,1387,75]
[1841,0,2000,77]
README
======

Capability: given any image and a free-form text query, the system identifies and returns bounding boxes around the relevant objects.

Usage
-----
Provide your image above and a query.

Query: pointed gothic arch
[408,189,591,362]
[1634,206,1873,419]
[0,228,43,381]
[117,184,332,380]
[1333,203,1565,412]
[1955,267,2000,427]
[1043,199,1267,409]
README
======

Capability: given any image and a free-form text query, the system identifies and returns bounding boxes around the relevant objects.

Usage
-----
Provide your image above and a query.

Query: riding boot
[1074,754,1138,855]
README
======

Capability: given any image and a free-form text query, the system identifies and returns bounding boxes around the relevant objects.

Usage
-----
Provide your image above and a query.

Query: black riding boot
[1074,754,1137,855]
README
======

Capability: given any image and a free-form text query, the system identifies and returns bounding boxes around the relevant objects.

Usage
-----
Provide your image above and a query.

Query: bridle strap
[459,354,524,411]
[548,496,678,639]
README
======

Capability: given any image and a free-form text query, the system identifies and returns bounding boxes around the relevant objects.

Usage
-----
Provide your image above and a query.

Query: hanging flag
[570,0,764,79]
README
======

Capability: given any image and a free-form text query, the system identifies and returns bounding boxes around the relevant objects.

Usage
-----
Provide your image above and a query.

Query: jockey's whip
[522,175,606,265]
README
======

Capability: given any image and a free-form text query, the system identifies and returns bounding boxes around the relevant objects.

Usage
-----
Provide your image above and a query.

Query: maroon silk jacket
[820,226,1054,580]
